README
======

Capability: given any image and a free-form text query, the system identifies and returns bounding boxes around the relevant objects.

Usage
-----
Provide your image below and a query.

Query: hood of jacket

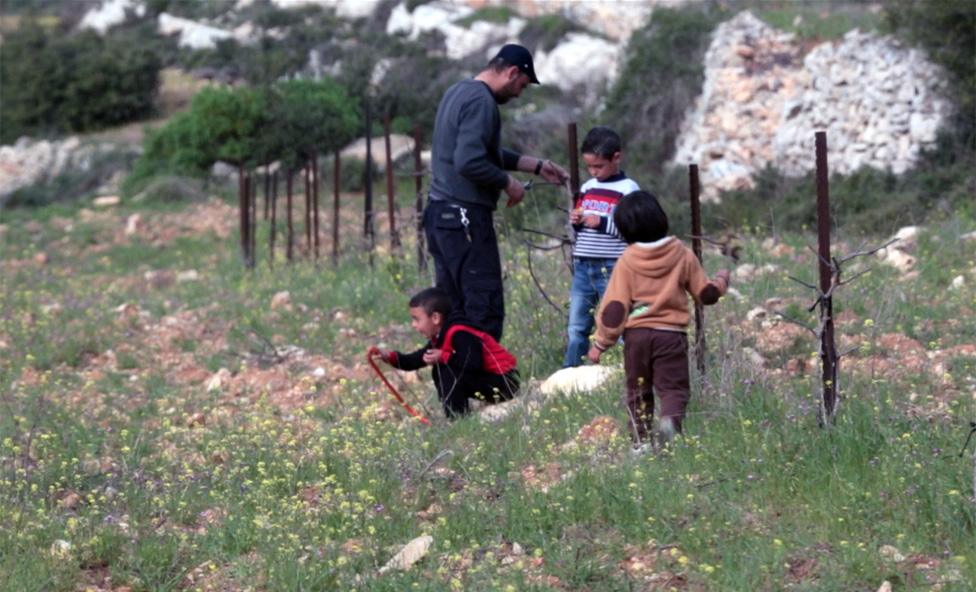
[619,237,684,278]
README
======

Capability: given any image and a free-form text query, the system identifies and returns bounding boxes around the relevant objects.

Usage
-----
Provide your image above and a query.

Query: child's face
[409,306,442,340]
[583,151,622,181]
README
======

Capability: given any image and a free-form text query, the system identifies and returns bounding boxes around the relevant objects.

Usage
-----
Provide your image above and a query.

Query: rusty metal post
[304,164,312,257]
[312,152,320,260]
[567,122,580,200]
[263,168,271,220]
[269,170,277,267]
[567,122,581,252]
[248,170,257,267]
[364,99,375,267]
[238,164,249,266]
[384,113,400,250]
[689,164,706,384]
[413,125,427,271]
[333,151,341,265]
[286,169,294,262]
[815,130,838,425]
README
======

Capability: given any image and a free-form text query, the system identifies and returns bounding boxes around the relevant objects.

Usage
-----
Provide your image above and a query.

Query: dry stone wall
[673,12,952,201]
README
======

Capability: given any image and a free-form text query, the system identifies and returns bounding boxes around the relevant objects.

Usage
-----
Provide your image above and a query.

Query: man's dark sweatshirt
[428,79,522,211]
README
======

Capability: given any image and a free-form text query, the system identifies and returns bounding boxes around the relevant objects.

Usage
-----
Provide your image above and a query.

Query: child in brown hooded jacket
[587,191,730,449]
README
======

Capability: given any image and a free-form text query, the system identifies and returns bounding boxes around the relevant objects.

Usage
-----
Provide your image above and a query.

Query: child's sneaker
[629,442,652,457]
[655,417,678,451]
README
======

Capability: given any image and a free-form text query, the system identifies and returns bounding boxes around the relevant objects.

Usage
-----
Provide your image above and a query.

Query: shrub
[520,14,581,52]
[126,80,359,193]
[0,23,160,143]
[604,4,729,174]
[702,136,975,236]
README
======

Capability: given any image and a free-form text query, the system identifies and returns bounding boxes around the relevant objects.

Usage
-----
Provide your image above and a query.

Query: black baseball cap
[493,43,540,84]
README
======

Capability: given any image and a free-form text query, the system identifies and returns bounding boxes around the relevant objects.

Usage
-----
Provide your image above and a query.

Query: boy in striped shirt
[563,126,640,367]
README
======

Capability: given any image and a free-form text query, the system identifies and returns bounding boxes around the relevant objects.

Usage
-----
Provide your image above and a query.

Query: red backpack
[437,324,517,374]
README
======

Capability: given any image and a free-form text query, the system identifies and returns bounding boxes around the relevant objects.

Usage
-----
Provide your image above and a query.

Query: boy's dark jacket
[388,314,516,374]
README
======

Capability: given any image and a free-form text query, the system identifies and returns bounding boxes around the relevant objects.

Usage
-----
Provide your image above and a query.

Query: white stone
[206,368,231,393]
[78,0,145,34]
[340,135,415,170]
[176,270,200,283]
[270,0,384,19]
[950,275,965,289]
[124,214,142,237]
[530,33,621,106]
[378,535,433,574]
[673,10,952,200]
[270,291,292,310]
[540,365,617,397]
[158,13,233,50]
[93,195,121,207]
[386,2,523,61]
[746,307,768,322]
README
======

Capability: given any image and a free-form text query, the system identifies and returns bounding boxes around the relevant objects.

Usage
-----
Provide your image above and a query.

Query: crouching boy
[587,191,730,449]
[374,287,519,419]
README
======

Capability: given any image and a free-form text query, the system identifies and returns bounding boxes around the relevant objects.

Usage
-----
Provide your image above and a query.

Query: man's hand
[422,348,443,365]
[505,175,526,207]
[587,346,602,364]
[539,160,569,185]
[716,269,731,286]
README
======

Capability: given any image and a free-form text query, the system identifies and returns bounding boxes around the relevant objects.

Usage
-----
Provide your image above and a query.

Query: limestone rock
[674,11,952,201]
[540,365,616,397]
[378,535,433,574]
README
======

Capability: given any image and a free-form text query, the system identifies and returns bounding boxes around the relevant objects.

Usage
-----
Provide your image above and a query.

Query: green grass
[1,193,974,591]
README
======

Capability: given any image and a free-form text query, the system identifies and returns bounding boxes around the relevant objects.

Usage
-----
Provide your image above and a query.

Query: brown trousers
[622,328,690,444]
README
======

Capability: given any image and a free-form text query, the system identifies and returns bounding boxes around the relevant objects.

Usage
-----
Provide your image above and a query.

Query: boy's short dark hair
[613,190,669,243]
[580,126,622,160]
[409,287,452,317]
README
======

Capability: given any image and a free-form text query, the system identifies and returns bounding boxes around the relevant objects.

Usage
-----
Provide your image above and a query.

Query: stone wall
[673,12,952,201]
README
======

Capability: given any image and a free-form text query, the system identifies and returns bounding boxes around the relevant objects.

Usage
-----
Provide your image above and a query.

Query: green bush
[521,14,581,52]
[126,80,359,194]
[0,23,160,143]
[701,135,976,235]
[604,3,729,174]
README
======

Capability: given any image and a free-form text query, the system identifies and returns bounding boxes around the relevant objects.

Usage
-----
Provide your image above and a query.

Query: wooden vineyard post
[413,125,427,271]
[815,131,838,425]
[689,163,706,386]
[333,151,341,265]
[363,99,375,267]
[384,113,400,250]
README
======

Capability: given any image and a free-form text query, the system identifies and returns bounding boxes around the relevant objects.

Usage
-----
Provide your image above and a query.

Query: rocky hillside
[0,1,957,206]
[673,11,952,200]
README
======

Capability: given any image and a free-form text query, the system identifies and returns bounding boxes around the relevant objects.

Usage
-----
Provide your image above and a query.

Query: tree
[0,23,160,143]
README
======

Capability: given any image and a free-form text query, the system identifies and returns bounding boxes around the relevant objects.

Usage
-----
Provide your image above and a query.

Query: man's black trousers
[423,200,505,340]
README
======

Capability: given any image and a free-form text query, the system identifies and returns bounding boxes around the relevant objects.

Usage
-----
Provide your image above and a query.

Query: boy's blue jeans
[563,257,616,367]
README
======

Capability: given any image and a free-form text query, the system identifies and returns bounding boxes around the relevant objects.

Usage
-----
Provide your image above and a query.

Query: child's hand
[569,208,583,225]
[716,269,731,285]
[587,346,602,364]
[582,214,601,228]
[422,348,443,365]
[370,346,393,365]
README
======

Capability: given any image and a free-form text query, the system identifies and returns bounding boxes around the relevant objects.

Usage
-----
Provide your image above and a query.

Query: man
[425,43,569,341]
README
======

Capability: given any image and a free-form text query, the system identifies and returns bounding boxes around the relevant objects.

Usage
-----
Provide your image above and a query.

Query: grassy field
[1,188,974,591]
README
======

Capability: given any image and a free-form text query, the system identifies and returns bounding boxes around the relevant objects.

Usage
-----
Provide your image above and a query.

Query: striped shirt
[571,173,640,259]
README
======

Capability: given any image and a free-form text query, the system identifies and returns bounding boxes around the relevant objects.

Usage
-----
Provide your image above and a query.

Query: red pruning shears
[366,347,431,425]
